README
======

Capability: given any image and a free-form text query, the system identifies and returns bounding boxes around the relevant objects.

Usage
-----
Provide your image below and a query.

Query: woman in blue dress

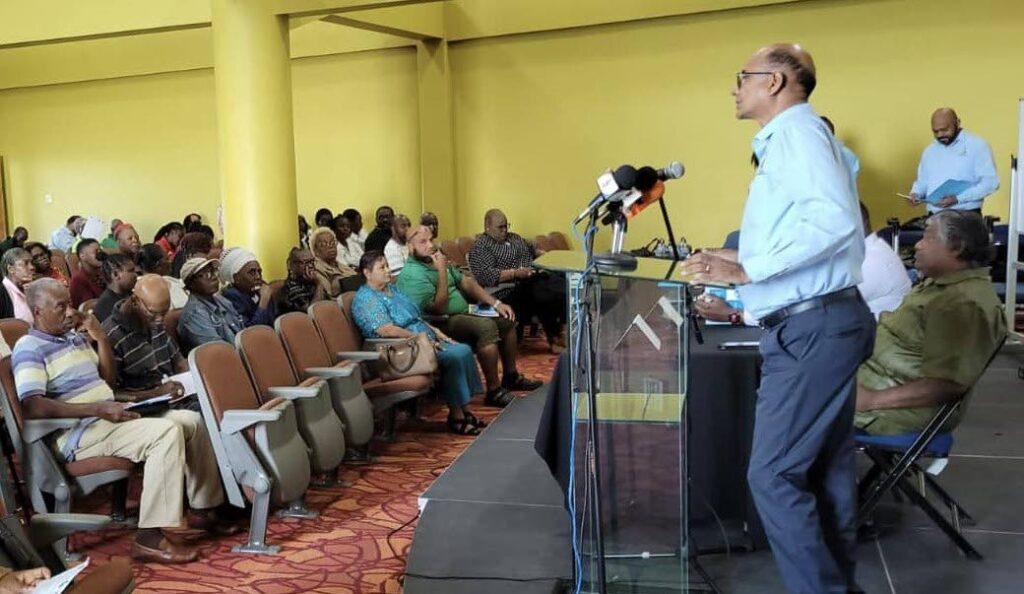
[351,250,487,435]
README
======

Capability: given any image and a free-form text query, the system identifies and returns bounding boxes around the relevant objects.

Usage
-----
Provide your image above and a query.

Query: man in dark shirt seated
[467,209,566,351]
[364,205,395,254]
[855,211,1006,434]
[219,247,276,327]
[276,247,328,315]
[101,274,197,409]
[398,225,543,407]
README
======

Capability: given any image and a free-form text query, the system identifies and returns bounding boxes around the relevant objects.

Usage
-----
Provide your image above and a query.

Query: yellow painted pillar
[211,0,297,279]
[416,39,458,240]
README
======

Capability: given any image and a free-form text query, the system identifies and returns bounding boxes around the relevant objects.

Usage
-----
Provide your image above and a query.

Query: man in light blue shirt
[821,115,860,182]
[684,44,875,594]
[908,108,998,213]
[49,215,83,253]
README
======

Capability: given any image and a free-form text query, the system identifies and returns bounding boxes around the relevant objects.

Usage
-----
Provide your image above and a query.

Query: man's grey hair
[25,277,63,310]
[1,248,28,279]
[929,210,992,267]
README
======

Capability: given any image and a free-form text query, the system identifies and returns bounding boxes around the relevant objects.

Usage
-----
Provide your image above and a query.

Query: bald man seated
[466,209,567,351]
[906,108,999,214]
[101,274,200,410]
[12,278,236,564]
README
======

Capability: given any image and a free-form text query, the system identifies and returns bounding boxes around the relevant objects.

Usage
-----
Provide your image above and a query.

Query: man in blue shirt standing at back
[907,108,998,214]
[684,43,875,594]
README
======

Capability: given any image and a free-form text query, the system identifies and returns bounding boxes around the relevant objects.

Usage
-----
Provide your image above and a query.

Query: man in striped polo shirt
[12,278,230,564]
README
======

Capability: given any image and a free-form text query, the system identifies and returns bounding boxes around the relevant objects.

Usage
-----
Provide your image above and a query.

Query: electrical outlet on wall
[44,193,53,204]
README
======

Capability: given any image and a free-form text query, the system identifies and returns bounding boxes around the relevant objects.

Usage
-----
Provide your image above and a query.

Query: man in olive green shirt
[396,225,542,407]
[856,211,1005,435]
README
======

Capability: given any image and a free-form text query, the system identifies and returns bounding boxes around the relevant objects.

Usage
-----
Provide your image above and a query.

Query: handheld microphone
[572,165,639,225]
[627,161,684,219]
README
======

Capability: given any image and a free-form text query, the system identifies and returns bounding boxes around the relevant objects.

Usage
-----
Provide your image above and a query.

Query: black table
[534,323,766,551]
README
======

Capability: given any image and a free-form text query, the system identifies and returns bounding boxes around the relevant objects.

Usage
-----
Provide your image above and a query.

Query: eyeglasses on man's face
[735,71,776,89]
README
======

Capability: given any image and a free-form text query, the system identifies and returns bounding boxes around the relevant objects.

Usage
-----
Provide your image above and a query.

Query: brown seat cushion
[65,456,136,477]
[363,374,431,399]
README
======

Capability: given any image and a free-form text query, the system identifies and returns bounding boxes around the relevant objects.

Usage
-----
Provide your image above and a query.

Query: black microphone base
[593,251,638,271]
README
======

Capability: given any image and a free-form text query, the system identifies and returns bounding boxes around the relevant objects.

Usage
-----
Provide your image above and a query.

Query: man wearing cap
[114,223,141,263]
[219,247,275,327]
[13,278,233,564]
[177,257,244,353]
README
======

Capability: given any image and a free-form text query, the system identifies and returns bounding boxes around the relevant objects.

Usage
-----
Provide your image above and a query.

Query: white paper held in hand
[30,557,88,594]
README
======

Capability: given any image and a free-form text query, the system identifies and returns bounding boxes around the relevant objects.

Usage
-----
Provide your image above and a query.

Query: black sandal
[447,414,482,435]
[463,411,488,429]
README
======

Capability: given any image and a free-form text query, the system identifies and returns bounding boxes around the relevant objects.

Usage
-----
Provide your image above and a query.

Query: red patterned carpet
[66,336,558,594]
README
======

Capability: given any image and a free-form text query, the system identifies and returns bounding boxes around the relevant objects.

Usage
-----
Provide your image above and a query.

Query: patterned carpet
[66,336,559,594]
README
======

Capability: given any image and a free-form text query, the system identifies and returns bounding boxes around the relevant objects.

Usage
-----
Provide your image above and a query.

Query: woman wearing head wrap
[219,247,276,327]
[309,227,360,298]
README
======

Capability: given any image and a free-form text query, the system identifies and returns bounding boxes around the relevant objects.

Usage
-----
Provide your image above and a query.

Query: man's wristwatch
[728,310,743,326]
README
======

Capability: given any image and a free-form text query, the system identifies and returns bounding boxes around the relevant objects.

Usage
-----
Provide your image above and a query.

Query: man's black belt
[760,286,861,329]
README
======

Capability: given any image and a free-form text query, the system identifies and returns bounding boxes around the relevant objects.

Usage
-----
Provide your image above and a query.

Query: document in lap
[925,179,972,204]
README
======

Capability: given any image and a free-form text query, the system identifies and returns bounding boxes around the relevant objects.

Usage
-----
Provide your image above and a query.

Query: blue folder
[926,179,973,204]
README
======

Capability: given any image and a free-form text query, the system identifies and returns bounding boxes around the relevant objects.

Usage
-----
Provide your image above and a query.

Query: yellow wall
[0,47,421,248]
[450,0,1024,247]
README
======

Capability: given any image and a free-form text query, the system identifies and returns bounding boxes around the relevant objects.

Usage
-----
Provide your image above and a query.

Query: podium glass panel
[537,251,691,593]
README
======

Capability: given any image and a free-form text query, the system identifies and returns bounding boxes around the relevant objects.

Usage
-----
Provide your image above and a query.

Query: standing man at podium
[683,44,875,594]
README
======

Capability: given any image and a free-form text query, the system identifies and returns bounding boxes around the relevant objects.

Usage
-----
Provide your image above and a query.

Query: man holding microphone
[683,44,875,594]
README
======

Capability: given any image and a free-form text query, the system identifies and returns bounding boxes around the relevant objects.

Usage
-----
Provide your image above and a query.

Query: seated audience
[364,206,395,253]
[13,278,234,563]
[177,257,244,353]
[276,247,327,315]
[467,209,567,350]
[69,239,107,307]
[182,213,203,233]
[154,222,184,260]
[50,216,84,253]
[170,231,214,278]
[354,252,487,434]
[92,253,137,322]
[219,247,275,327]
[101,275,187,393]
[25,242,68,286]
[114,223,141,263]
[310,227,360,298]
[0,249,36,323]
[697,202,913,323]
[0,227,28,257]
[421,212,439,240]
[298,215,311,249]
[397,225,542,407]
[315,207,334,229]
[333,213,362,268]
[100,218,123,250]
[384,214,411,276]
[138,243,187,309]
[343,208,368,248]
[856,211,1006,434]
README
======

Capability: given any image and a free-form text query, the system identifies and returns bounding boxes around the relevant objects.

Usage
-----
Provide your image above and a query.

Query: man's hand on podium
[682,252,750,286]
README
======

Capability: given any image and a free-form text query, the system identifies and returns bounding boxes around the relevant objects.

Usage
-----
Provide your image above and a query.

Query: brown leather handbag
[374,333,439,380]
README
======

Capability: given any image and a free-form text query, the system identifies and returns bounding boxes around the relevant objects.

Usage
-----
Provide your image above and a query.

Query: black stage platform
[404,391,573,594]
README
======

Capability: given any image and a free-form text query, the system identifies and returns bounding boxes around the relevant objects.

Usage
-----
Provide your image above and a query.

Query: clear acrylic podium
[536,250,694,594]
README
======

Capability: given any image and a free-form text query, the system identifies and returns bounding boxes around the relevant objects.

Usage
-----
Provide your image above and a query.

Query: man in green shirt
[100,218,123,251]
[396,225,542,407]
[856,211,1006,435]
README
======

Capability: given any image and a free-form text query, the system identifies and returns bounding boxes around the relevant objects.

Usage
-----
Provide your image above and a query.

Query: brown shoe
[131,537,199,564]
[187,510,244,536]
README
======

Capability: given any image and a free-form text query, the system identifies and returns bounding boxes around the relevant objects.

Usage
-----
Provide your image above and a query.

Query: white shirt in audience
[337,236,362,269]
[859,232,912,318]
[164,276,189,309]
[384,239,409,277]
[353,229,368,249]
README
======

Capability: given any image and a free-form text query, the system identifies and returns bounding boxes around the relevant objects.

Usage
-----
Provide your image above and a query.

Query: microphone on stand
[572,165,639,225]
[627,161,685,219]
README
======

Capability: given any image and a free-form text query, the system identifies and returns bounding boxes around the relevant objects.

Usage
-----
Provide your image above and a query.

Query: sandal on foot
[447,415,482,435]
[463,411,488,429]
